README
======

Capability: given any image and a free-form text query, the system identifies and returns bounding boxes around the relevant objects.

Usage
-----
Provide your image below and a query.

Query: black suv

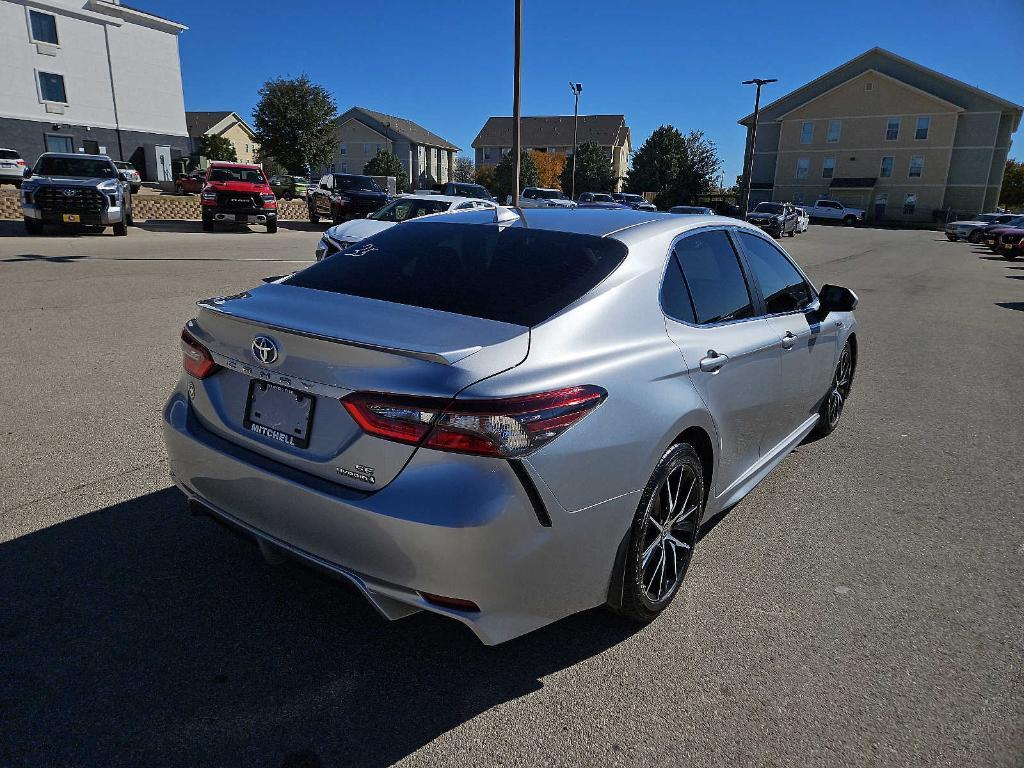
[308,174,388,224]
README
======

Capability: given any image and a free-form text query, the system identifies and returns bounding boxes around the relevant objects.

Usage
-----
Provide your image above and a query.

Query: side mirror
[23,167,32,178]
[117,172,128,182]
[818,284,859,314]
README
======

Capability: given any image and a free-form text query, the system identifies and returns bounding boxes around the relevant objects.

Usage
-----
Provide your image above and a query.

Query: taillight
[16,159,26,166]
[180,326,219,379]
[341,386,607,458]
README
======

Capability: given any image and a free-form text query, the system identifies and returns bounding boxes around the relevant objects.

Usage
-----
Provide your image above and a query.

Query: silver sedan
[164,208,859,644]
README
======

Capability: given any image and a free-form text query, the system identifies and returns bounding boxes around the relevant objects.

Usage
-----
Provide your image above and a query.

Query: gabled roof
[185,112,257,140]
[472,115,630,149]
[739,48,1022,129]
[339,107,460,151]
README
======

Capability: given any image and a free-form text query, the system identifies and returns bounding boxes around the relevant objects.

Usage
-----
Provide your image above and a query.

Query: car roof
[396,194,491,204]
[409,206,757,240]
[208,161,261,168]
[38,152,112,160]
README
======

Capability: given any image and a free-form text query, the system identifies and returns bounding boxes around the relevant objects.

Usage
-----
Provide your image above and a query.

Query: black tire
[810,341,855,439]
[266,220,278,233]
[14,180,22,190]
[843,215,857,226]
[1003,252,1019,261]
[284,192,293,201]
[24,217,43,235]
[608,442,704,623]
[201,216,214,232]
[113,219,128,236]
[308,206,320,224]
[945,234,958,241]
[331,206,343,225]
[787,227,796,237]
[967,230,982,244]
[175,184,184,195]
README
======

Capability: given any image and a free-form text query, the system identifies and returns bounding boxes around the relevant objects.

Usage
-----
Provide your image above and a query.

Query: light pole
[511,0,523,206]
[741,77,776,215]
[569,81,582,200]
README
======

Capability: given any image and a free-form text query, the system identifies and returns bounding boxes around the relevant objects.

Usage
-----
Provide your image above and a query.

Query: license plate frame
[243,380,315,449]
[62,214,81,223]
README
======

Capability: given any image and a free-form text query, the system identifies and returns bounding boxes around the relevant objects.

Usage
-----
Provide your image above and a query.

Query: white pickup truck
[798,199,864,225]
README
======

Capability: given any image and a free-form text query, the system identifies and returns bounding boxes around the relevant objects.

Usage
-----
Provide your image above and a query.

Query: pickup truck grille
[216,192,261,210]
[35,186,107,213]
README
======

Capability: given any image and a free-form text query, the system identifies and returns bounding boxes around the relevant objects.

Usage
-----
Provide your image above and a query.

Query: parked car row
[944,212,1024,259]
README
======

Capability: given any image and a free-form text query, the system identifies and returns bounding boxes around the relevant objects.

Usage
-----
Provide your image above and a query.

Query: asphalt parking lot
[1,218,1021,768]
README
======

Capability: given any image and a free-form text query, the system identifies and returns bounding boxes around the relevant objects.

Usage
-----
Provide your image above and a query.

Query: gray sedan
[164,208,859,644]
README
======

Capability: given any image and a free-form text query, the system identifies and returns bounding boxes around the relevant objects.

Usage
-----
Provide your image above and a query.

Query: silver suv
[21,152,133,236]
[164,208,859,644]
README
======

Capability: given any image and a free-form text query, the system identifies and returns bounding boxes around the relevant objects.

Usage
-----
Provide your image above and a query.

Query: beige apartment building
[739,49,1021,222]
[186,111,259,165]
[472,115,631,191]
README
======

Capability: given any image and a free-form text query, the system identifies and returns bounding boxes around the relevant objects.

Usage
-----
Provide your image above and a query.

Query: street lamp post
[512,0,523,206]
[569,81,582,200]
[741,77,777,215]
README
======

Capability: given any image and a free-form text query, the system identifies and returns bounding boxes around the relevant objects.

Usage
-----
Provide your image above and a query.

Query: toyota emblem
[251,335,279,364]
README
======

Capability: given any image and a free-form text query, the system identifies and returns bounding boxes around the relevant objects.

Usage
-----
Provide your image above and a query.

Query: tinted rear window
[285,222,628,326]
[0,149,20,160]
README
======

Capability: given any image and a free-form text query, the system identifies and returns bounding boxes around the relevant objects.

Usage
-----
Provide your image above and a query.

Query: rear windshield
[34,156,116,178]
[754,203,784,214]
[285,222,628,326]
[335,175,380,192]
[0,149,21,160]
[208,167,266,184]
[451,183,489,198]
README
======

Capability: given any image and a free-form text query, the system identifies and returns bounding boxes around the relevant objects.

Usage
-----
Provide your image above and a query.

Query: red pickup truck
[200,162,278,233]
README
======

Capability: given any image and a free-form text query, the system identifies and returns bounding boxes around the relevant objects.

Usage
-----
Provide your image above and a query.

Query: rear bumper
[163,390,635,644]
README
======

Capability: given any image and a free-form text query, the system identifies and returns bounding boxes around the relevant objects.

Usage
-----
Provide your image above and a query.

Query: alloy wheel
[638,464,700,603]
[827,345,853,428]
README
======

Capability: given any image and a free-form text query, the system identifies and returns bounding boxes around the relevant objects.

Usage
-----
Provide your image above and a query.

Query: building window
[340,162,347,173]
[909,155,924,178]
[37,71,67,103]
[363,143,373,155]
[874,193,887,218]
[339,143,347,155]
[44,134,73,153]
[879,156,894,178]
[865,81,874,91]
[483,147,492,160]
[827,120,841,143]
[793,192,804,204]
[915,116,930,140]
[903,193,917,215]
[29,10,59,45]
[795,157,809,180]
[886,118,900,141]
[799,122,813,144]
[822,156,835,179]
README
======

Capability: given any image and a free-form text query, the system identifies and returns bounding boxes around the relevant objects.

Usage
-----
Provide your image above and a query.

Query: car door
[734,230,839,445]
[661,227,784,494]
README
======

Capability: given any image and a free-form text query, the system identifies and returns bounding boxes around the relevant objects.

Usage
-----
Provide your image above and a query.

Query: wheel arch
[668,423,715,511]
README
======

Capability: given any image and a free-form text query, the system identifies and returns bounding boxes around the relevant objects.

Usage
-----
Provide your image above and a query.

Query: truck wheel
[1003,252,1019,261]
[308,206,320,224]
[967,230,982,244]
[267,220,278,233]
[113,220,128,236]
[331,206,343,225]
[843,215,857,226]
[24,217,43,235]
[201,216,214,232]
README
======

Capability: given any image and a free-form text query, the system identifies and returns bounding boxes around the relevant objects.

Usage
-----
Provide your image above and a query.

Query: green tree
[197,134,237,162]
[252,75,337,175]
[453,156,475,183]
[626,125,722,209]
[475,164,497,192]
[1000,159,1024,209]
[492,150,539,203]
[363,150,408,192]
[560,142,613,198]
[256,152,287,178]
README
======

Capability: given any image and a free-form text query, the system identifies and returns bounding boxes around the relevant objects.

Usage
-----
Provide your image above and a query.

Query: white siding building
[0,0,188,180]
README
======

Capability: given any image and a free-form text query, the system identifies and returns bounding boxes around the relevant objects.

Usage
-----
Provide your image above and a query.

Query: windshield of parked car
[33,156,116,179]
[754,203,785,214]
[588,193,614,202]
[113,162,134,170]
[450,183,490,198]
[618,194,644,202]
[286,222,629,326]
[370,198,452,222]
[535,189,566,200]
[334,175,381,192]
[207,167,267,184]
[671,206,709,214]
[976,214,1005,223]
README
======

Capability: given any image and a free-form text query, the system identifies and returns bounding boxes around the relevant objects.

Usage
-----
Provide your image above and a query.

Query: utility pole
[741,77,777,215]
[512,0,523,206]
[569,81,582,199]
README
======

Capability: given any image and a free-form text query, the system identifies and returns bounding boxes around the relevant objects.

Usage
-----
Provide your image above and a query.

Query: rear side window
[285,222,628,327]
[736,232,814,314]
[660,253,696,324]
[674,230,753,324]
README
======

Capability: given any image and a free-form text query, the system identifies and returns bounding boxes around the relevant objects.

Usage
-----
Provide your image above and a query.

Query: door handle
[699,350,729,372]
[834,320,845,329]
[781,331,796,350]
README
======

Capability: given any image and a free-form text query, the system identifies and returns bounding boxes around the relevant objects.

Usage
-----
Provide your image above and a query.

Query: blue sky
[151,0,1024,182]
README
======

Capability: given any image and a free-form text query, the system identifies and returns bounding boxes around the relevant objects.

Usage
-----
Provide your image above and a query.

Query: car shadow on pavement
[0,221,116,239]
[995,301,1024,312]
[0,487,641,767]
